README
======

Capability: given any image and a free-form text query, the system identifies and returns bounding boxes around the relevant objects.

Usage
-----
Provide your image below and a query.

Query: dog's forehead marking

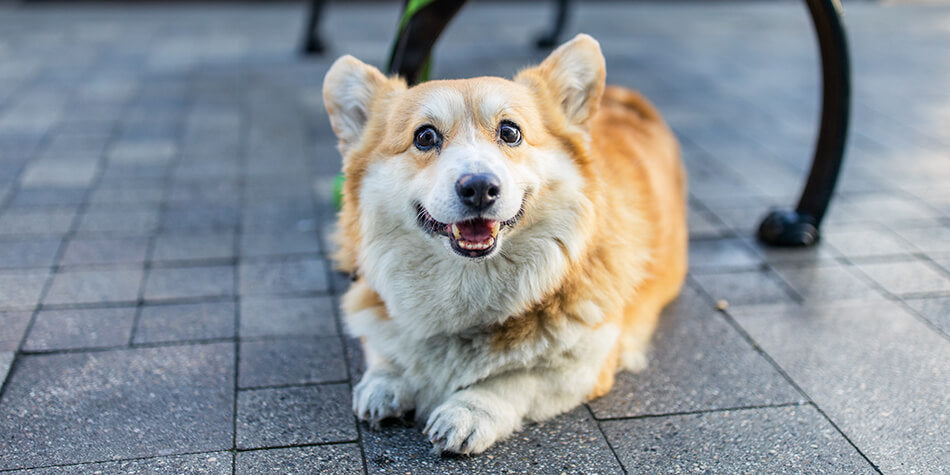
[472,82,516,125]
[408,79,527,131]
[418,87,466,127]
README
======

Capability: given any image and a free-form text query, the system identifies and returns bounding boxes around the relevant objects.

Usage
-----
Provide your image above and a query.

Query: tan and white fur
[323,34,687,455]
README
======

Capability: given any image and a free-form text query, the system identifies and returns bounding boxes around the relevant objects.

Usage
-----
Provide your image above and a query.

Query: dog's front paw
[353,368,413,428]
[424,394,517,455]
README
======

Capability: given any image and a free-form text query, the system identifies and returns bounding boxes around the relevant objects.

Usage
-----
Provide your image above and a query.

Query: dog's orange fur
[483,85,687,399]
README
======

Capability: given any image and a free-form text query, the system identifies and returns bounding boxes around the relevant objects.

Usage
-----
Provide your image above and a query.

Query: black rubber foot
[757,209,820,247]
[535,33,558,49]
[302,37,326,55]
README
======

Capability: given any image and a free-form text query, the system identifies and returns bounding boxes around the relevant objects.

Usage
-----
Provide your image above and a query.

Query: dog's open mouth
[416,204,522,258]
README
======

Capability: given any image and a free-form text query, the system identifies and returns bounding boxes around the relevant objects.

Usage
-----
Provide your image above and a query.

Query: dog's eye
[413,125,441,151]
[499,122,522,146]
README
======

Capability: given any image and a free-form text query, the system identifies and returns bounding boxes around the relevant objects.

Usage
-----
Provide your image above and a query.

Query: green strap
[398,0,438,32]
[389,0,436,83]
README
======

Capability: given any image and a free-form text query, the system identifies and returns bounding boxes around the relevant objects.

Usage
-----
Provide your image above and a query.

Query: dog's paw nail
[429,439,446,456]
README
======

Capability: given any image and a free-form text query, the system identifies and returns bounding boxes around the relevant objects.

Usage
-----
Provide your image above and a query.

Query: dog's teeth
[457,237,495,251]
[451,223,461,239]
[490,221,500,238]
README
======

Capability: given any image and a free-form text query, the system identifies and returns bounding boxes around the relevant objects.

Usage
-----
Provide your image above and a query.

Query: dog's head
[324,34,605,269]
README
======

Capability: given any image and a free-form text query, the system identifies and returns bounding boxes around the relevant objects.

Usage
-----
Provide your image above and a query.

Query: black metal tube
[301,0,327,55]
[757,0,851,246]
[536,0,571,49]
[796,0,851,223]
[387,0,468,85]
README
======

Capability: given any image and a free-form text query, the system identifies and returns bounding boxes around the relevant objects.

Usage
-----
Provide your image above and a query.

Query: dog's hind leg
[619,254,687,373]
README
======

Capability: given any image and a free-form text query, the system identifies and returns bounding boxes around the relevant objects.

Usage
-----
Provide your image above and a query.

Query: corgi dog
[323,34,687,455]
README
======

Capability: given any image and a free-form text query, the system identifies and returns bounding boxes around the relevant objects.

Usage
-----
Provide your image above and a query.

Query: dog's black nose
[456,173,501,211]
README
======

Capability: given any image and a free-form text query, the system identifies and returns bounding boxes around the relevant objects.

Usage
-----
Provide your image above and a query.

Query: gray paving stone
[0,349,11,381]
[0,343,234,470]
[239,258,329,296]
[240,295,335,339]
[76,207,160,236]
[936,256,950,274]
[241,203,318,234]
[589,285,800,418]
[691,270,797,307]
[6,187,87,207]
[0,237,61,269]
[0,208,76,236]
[89,183,165,206]
[772,262,885,303]
[706,203,771,236]
[687,207,727,238]
[239,336,347,388]
[362,406,622,473]
[729,301,950,473]
[343,335,368,384]
[904,296,950,337]
[235,444,363,474]
[0,269,50,310]
[822,224,917,259]
[240,231,321,258]
[854,258,950,296]
[97,163,168,184]
[740,236,835,265]
[687,237,762,273]
[167,179,239,206]
[19,158,99,188]
[44,268,143,306]
[59,237,149,266]
[144,265,235,301]
[601,405,873,474]
[151,232,235,263]
[236,384,356,449]
[9,452,232,474]
[134,301,236,344]
[844,194,942,227]
[24,307,136,351]
[161,204,239,233]
[890,224,950,257]
[0,311,32,351]
[171,162,240,183]
[107,139,177,165]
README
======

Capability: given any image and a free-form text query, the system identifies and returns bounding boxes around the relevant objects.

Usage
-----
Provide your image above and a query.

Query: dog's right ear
[516,34,605,131]
[323,55,395,156]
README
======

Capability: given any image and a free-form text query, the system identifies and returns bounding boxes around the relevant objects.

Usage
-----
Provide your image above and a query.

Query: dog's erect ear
[323,55,392,155]
[518,34,606,129]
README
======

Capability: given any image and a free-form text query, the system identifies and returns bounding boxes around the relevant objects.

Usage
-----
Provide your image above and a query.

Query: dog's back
[585,85,687,396]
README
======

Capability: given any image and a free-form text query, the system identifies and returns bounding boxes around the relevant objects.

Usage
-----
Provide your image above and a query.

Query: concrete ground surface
[0,1,948,473]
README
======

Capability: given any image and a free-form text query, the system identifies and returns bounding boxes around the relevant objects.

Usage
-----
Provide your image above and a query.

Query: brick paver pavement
[0,1,948,473]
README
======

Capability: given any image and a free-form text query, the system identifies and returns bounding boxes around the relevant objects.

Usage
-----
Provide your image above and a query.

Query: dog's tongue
[453,218,498,243]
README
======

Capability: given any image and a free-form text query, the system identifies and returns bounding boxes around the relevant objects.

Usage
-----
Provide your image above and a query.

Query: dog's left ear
[323,55,398,156]
[517,34,606,129]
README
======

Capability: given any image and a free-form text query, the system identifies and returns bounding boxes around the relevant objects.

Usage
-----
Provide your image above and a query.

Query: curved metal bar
[301,0,327,55]
[385,0,851,247]
[535,0,571,49]
[387,0,467,85]
[758,0,851,246]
